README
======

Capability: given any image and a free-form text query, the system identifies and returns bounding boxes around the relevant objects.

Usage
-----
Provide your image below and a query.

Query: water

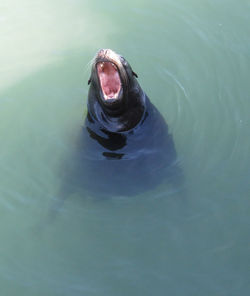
[1,0,250,295]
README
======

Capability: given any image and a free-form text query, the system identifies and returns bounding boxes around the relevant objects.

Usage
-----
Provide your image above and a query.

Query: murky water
[1,0,250,295]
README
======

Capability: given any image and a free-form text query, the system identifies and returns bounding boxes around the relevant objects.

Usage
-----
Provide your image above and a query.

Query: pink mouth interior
[97,62,121,100]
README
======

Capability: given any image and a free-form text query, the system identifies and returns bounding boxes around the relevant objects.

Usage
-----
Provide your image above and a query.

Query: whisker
[83,57,94,76]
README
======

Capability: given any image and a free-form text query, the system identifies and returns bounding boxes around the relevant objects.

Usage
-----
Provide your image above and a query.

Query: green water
[1,0,250,295]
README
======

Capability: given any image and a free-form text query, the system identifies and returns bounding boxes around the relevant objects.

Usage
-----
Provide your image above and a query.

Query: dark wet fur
[58,97,183,199]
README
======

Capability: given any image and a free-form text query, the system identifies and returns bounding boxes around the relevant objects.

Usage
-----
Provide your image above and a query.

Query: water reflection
[87,128,127,152]
[0,0,114,92]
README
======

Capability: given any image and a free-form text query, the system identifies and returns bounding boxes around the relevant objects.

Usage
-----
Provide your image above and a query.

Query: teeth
[100,62,104,68]
[112,63,116,68]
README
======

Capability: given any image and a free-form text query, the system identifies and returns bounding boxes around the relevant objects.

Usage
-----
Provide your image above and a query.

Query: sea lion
[62,49,182,197]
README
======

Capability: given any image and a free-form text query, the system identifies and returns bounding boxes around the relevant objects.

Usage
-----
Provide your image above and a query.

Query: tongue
[97,62,121,100]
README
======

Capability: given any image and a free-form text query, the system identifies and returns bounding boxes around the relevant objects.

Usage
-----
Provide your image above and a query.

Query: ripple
[154,39,248,195]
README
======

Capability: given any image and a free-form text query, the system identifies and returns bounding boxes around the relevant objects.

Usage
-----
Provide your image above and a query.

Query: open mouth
[97,62,121,101]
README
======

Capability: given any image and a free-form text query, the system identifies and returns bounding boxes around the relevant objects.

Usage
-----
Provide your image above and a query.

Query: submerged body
[63,49,182,197]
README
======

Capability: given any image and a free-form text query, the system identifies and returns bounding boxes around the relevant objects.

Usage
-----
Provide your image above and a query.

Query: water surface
[1,0,250,295]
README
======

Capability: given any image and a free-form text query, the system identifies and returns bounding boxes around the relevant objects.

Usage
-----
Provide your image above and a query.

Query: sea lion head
[88,49,142,117]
